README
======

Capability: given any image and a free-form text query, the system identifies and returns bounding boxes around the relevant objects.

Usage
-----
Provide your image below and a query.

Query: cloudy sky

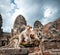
[0,0,60,32]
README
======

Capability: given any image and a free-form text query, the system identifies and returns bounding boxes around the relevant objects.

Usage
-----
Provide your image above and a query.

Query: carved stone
[11,15,27,36]
[0,14,3,37]
[34,20,43,29]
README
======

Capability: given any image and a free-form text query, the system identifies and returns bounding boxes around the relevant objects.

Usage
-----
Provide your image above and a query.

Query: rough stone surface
[0,14,3,37]
[34,20,43,29]
[11,15,27,36]
[14,15,27,28]
[0,15,60,55]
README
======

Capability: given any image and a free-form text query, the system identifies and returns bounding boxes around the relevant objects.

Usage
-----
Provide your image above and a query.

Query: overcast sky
[0,0,60,32]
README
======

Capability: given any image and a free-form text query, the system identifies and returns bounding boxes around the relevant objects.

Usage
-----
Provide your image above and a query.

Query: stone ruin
[34,20,43,29]
[0,14,3,38]
[11,15,27,36]
[0,15,60,55]
[0,15,11,47]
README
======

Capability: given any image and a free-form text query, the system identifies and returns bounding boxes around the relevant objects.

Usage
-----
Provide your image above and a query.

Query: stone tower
[34,20,43,29]
[0,14,3,37]
[11,15,27,36]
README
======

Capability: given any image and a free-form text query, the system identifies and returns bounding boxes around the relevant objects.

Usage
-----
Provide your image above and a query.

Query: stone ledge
[0,48,28,55]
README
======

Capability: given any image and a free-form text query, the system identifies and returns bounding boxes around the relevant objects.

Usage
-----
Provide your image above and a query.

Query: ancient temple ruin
[0,14,60,55]
[0,14,11,47]
[34,20,43,29]
[0,14,3,38]
[11,15,27,36]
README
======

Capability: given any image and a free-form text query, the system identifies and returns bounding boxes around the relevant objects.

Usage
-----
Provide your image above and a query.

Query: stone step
[0,48,28,55]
